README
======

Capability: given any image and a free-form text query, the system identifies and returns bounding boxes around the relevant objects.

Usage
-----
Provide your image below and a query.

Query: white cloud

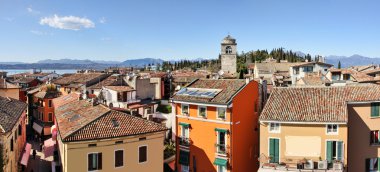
[39,14,95,31]
[3,17,14,22]
[100,37,111,41]
[30,30,53,36]
[27,7,40,14]
[99,17,106,24]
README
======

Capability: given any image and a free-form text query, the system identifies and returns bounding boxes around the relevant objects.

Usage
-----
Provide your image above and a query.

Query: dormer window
[269,123,280,133]
[326,124,338,135]
[225,46,232,54]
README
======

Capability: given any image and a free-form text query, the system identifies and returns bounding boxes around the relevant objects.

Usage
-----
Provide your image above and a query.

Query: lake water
[0,69,77,75]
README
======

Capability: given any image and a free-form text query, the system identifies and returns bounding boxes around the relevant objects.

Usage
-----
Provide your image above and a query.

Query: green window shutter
[269,139,275,163]
[327,141,333,163]
[274,139,279,163]
[215,128,228,133]
[179,150,190,165]
[213,158,227,166]
[179,122,190,127]
[337,141,343,161]
[371,103,380,117]
[378,158,380,171]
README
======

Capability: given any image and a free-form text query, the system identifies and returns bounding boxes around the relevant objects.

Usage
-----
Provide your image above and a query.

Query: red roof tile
[260,84,380,123]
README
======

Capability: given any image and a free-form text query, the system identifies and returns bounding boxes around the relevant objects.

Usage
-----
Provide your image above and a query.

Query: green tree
[338,61,341,69]
[239,69,244,79]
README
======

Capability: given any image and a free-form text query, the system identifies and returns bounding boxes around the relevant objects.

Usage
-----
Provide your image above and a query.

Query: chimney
[245,78,250,84]
[91,98,98,106]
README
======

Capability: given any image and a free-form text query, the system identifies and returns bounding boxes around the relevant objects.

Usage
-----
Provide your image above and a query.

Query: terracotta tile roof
[12,77,38,84]
[364,68,380,75]
[52,93,80,109]
[55,100,111,141]
[247,62,297,73]
[88,75,127,89]
[298,75,331,85]
[104,86,134,92]
[260,84,380,123]
[64,110,167,142]
[55,99,167,142]
[34,91,59,99]
[53,73,107,86]
[291,61,333,67]
[0,96,27,133]
[171,79,247,104]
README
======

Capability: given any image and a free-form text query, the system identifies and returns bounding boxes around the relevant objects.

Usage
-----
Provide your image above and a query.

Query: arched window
[225,46,232,54]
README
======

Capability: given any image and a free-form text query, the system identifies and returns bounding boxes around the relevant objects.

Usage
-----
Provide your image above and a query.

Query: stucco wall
[231,81,260,172]
[0,88,19,100]
[176,103,231,172]
[347,103,380,171]
[260,123,348,165]
[0,111,26,172]
[61,132,165,172]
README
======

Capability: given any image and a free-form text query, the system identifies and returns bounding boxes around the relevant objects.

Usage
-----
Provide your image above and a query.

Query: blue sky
[0,0,379,62]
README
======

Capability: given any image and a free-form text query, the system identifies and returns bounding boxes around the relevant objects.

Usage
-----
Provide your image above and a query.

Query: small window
[115,141,123,144]
[269,123,280,133]
[294,67,300,75]
[181,104,189,116]
[18,125,22,136]
[115,150,124,168]
[343,74,350,80]
[88,153,102,171]
[10,138,13,151]
[367,158,379,171]
[326,124,338,135]
[370,130,380,145]
[88,144,97,147]
[181,165,189,172]
[304,66,314,72]
[48,100,52,108]
[139,146,147,163]
[198,106,207,118]
[48,113,53,122]
[225,46,232,54]
[371,103,380,118]
[217,107,226,120]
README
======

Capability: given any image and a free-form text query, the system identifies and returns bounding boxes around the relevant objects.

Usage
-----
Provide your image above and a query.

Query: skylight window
[176,88,221,98]
[69,114,81,122]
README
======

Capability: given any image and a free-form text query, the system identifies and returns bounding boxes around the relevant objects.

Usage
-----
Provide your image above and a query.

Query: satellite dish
[218,70,224,76]
[175,85,181,90]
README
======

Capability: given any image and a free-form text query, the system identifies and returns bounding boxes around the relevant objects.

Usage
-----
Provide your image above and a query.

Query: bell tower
[221,35,237,75]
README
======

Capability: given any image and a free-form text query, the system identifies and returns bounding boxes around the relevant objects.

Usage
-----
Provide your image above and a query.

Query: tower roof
[222,35,236,45]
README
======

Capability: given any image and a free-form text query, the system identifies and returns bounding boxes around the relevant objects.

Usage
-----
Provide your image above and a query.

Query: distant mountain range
[0,55,379,69]
[325,54,380,68]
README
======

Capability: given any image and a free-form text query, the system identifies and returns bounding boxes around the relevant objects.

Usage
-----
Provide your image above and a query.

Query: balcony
[258,155,344,172]
[178,137,191,148]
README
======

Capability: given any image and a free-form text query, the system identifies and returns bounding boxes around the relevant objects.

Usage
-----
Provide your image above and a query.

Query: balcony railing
[178,137,191,147]
[215,143,229,156]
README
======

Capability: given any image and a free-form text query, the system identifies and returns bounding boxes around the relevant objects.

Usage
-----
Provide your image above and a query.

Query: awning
[179,150,189,165]
[179,122,190,127]
[213,158,227,166]
[33,122,43,135]
[44,138,56,159]
[215,128,228,132]
[20,143,32,166]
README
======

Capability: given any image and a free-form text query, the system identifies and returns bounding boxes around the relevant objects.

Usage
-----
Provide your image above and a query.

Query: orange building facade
[172,79,260,172]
